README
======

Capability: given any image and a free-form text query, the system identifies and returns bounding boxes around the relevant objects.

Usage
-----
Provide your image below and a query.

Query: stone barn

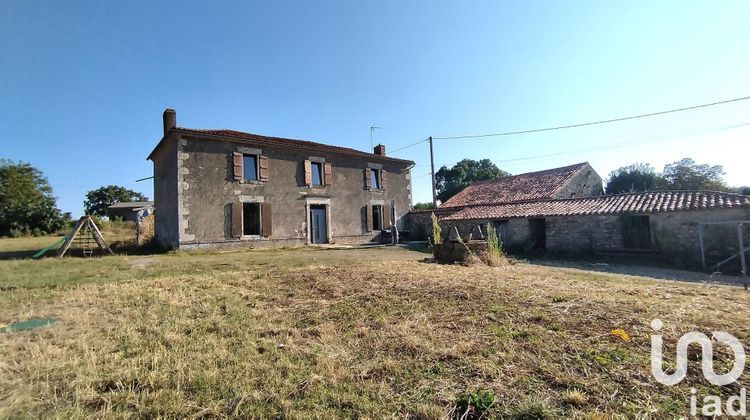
[406,162,750,270]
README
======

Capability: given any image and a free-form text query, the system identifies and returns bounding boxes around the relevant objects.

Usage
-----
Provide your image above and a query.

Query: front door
[310,206,328,244]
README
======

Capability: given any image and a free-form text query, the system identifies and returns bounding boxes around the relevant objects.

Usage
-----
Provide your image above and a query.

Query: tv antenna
[369,126,382,149]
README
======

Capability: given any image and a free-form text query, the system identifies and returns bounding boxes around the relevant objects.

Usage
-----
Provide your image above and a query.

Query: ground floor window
[372,205,384,231]
[243,203,261,236]
[622,215,651,248]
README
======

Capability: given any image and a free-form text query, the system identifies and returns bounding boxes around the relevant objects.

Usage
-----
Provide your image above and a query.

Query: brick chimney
[163,108,176,137]
[374,144,386,156]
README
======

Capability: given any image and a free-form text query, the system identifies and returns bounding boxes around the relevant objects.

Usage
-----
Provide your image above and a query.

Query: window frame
[372,204,384,231]
[370,168,381,190]
[243,154,259,181]
[242,202,262,237]
[310,161,323,187]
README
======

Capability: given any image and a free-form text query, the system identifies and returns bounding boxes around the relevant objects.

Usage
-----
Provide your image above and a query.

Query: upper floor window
[305,159,331,187]
[370,168,381,190]
[311,162,323,186]
[232,151,268,182]
[243,154,258,181]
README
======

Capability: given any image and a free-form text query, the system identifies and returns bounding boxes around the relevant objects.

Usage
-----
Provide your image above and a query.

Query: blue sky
[2,1,749,216]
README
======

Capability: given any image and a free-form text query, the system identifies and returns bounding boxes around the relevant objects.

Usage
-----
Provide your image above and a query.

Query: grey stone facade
[149,112,413,250]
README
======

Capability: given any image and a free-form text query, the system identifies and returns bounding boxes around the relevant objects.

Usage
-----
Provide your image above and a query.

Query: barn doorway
[529,218,546,251]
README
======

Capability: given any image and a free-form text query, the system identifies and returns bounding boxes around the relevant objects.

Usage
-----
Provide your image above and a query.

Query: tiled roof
[440,162,590,208]
[442,191,750,221]
[170,127,415,165]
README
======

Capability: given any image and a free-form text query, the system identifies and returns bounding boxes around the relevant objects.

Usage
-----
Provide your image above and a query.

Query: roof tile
[173,128,414,165]
[442,190,750,221]
[440,162,590,208]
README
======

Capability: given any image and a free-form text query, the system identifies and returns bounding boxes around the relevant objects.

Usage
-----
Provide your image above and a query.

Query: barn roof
[440,162,591,208]
[441,190,750,220]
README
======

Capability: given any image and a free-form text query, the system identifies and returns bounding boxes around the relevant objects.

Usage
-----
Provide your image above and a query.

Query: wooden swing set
[32,216,113,259]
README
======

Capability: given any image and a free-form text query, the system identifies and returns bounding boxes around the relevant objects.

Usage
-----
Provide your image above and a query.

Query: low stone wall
[402,208,458,241]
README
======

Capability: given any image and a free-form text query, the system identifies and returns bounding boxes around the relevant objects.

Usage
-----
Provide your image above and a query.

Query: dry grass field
[1,243,748,418]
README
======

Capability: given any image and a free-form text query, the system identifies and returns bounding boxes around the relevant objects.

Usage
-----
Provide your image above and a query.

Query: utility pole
[429,136,437,207]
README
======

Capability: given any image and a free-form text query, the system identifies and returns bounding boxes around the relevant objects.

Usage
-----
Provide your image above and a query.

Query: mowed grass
[0,245,749,418]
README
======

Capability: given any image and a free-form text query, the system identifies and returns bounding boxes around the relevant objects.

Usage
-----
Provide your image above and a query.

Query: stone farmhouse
[148,109,414,249]
[409,162,750,268]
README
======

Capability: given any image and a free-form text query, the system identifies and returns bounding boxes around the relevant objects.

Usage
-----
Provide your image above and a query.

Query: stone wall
[161,133,412,248]
[402,208,457,241]
[554,162,604,198]
[426,207,750,270]
[151,136,179,249]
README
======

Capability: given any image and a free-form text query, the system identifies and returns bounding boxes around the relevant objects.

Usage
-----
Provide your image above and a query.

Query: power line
[429,121,750,170]
[432,95,750,140]
[390,137,430,153]
[493,121,750,165]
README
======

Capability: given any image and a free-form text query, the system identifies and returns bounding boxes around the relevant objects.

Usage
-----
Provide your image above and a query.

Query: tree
[0,160,68,235]
[435,159,510,203]
[740,186,750,196]
[659,158,728,191]
[605,163,661,194]
[412,202,435,210]
[84,185,148,217]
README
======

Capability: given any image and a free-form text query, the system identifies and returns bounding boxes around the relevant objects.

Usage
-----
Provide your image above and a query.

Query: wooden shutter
[380,169,387,191]
[231,202,242,238]
[261,202,272,237]
[324,162,332,186]
[364,168,371,189]
[304,160,312,187]
[232,152,243,181]
[259,155,269,181]
[366,205,374,232]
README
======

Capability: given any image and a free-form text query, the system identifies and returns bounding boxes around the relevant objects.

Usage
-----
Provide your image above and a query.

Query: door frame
[305,197,331,244]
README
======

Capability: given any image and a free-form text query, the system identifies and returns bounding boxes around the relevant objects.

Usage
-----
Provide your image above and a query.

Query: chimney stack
[163,108,176,137]
[374,144,386,156]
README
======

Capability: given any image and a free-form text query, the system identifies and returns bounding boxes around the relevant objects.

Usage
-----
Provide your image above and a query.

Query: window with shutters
[243,155,258,181]
[372,205,384,231]
[233,151,268,183]
[311,162,323,186]
[232,199,272,239]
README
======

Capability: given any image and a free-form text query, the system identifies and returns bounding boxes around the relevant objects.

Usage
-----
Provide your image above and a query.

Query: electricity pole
[429,136,437,207]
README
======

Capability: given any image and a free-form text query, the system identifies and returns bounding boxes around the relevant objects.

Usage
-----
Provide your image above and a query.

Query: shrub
[9,228,24,238]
